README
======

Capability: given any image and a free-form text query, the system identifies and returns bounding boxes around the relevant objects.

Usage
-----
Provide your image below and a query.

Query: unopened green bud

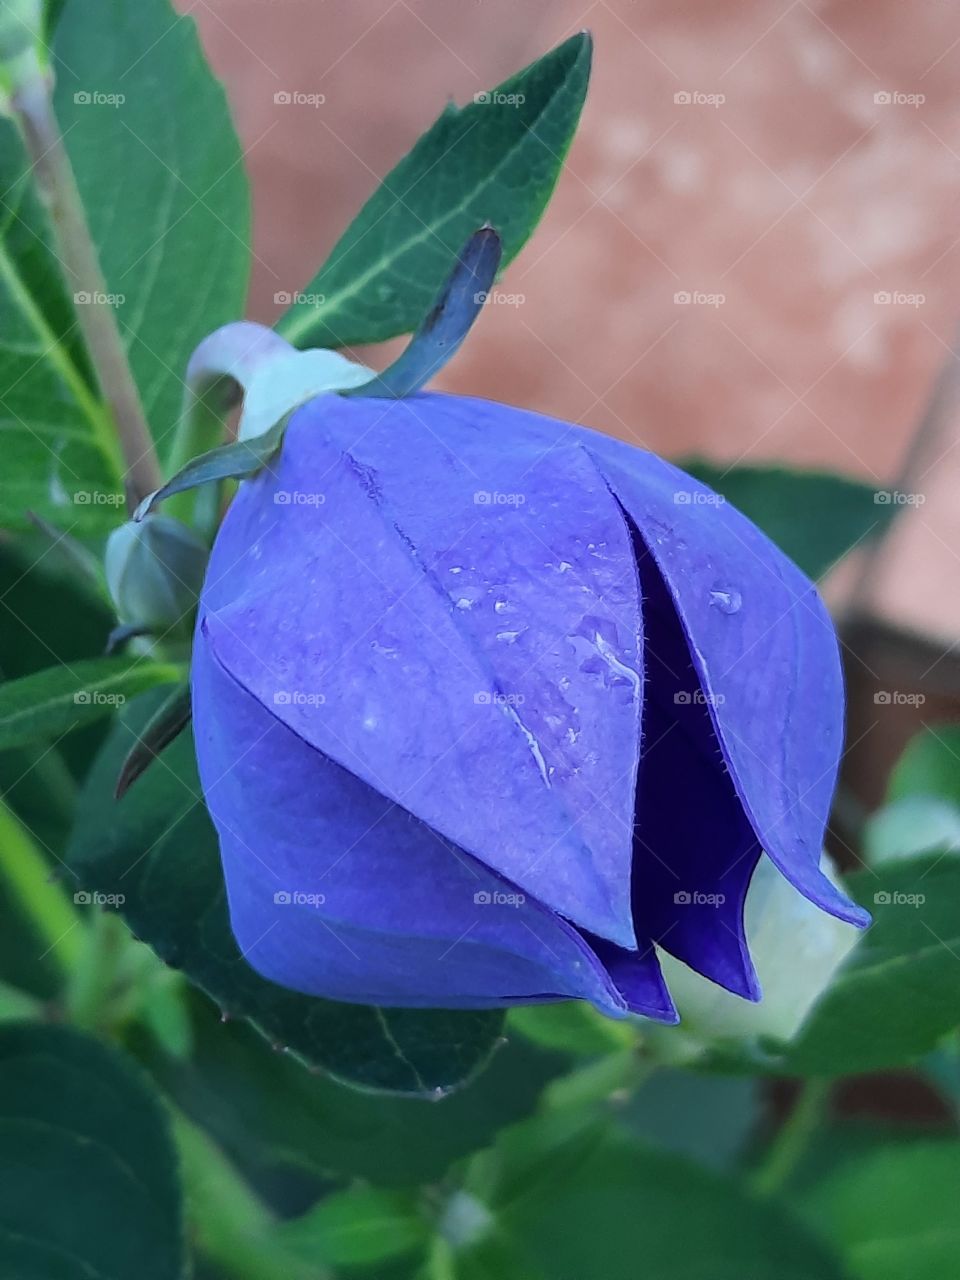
[105,515,208,635]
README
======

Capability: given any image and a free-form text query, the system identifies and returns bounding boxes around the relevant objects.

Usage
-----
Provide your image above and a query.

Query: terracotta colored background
[182,0,960,647]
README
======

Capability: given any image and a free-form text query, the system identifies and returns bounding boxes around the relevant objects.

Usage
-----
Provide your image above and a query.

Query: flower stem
[751,1078,831,1197]
[0,795,84,975]
[172,1110,328,1280]
[10,71,162,510]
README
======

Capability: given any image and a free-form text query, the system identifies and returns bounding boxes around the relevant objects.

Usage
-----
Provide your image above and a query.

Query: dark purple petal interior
[587,437,868,930]
[627,514,762,999]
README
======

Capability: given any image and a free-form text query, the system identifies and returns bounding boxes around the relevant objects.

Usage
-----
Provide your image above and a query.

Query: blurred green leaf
[278,1187,428,1269]
[784,856,960,1075]
[277,34,591,350]
[0,1022,184,1279]
[507,1001,635,1057]
[0,655,182,750]
[888,724,960,806]
[684,462,892,580]
[618,1070,761,1171]
[797,1139,960,1280]
[0,122,122,531]
[456,1110,845,1280]
[68,693,504,1095]
[53,0,250,456]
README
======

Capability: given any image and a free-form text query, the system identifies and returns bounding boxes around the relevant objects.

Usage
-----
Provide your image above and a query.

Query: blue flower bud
[191,393,869,1020]
[106,515,208,635]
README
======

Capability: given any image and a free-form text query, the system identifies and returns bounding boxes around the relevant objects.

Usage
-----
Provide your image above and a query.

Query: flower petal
[315,393,646,948]
[199,404,640,947]
[587,439,868,929]
[193,636,657,1015]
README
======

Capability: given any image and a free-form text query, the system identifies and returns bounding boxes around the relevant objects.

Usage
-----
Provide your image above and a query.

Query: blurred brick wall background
[182,0,960,647]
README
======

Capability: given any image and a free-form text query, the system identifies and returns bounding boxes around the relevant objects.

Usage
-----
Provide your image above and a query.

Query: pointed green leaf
[277,34,591,349]
[0,656,183,750]
[784,856,960,1075]
[135,416,286,521]
[115,679,191,798]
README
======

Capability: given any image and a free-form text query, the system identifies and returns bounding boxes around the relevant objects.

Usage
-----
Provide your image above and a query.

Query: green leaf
[135,415,286,521]
[0,655,183,751]
[784,856,960,1075]
[458,1112,845,1280]
[0,1022,184,1279]
[115,679,191,798]
[796,1140,960,1280]
[278,1188,428,1268]
[683,462,893,580]
[277,34,591,350]
[618,1071,761,1172]
[53,0,250,456]
[507,1001,635,1057]
[141,997,565,1188]
[68,692,504,1095]
[888,723,960,806]
[0,121,123,531]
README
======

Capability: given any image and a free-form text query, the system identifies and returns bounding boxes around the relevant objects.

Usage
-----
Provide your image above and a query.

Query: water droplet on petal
[709,587,742,615]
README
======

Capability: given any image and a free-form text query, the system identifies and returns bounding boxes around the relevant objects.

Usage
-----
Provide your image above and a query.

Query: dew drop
[709,587,742,615]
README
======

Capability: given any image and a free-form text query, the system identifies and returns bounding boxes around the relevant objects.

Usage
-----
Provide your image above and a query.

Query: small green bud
[105,515,208,635]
